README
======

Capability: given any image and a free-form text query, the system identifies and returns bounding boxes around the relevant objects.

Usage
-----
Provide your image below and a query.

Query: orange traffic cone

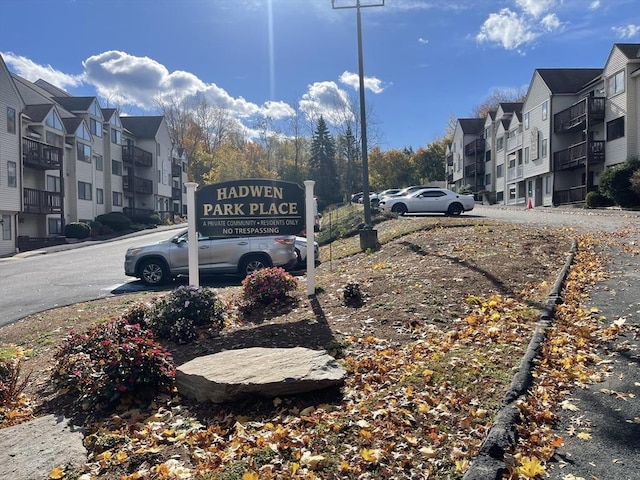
[527,198,533,209]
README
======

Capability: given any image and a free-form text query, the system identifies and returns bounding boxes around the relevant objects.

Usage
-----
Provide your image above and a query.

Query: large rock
[176,347,346,403]
[0,414,87,480]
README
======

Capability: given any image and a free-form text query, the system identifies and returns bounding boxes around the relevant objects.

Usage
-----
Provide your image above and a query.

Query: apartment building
[0,54,188,257]
[447,43,640,207]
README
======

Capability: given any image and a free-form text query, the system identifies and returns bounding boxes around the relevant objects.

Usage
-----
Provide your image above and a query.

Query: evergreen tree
[337,125,361,201]
[309,116,340,206]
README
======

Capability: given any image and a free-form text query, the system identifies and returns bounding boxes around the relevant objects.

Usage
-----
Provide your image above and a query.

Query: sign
[196,179,305,237]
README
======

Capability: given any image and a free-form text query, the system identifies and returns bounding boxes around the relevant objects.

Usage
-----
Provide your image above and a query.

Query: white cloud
[418,37,429,44]
[589,0,601,9]
[339,70,385,94]
[516,0,556,19]
[298,81,353,125]
[2,51,83,90]
[476,8,539,50]
[612,24,640,39]
[541,13,561,31]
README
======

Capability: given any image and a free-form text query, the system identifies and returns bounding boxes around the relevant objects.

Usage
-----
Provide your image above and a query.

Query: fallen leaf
[49,466,65,479]
[576,432,592,440]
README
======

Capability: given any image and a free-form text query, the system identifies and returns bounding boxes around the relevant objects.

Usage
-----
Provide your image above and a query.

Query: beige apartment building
[447,43,640,207]
[0,53,187,257]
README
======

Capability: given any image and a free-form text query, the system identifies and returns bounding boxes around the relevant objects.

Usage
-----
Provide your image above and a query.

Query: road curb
[462,238,578,480]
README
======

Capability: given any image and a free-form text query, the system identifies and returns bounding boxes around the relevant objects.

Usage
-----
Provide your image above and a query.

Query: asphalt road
[1,205,638,330]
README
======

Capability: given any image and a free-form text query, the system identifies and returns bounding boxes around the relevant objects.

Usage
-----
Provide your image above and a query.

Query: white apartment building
[447,43,640,207]
[0,54,188,257]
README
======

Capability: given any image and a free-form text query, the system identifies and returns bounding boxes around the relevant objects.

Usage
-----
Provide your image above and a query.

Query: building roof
[34,79,71,98]
[23,104,54,123]
[614,43,640,60]
[536,68,603,94]
[457,118,485,134]
[101,107,117,121]
[53,96,95,112]
[61,117,83,134]
[120,116,164,138]
[499,102,523,113]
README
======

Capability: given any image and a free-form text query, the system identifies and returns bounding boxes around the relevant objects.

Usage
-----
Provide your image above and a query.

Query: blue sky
[1,0,638,150]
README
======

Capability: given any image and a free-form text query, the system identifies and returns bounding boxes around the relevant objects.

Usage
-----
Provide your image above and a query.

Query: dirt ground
[2,220,573,411]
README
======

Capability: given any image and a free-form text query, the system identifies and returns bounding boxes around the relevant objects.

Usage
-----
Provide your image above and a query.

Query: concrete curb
[462,238,578,480]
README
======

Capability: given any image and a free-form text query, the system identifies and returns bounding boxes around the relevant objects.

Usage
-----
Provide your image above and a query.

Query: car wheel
[447,203,463,216]
[139,258,169,286]
[294,248,304,267]
[391,203,408,215]
[240,255,271,277]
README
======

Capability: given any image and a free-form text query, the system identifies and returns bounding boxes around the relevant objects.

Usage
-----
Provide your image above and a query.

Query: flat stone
[176,347,346,403]
[0,414,87,480]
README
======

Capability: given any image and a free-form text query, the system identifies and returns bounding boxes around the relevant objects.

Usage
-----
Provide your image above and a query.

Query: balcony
[122,144,153,167]
[554,186,586,204]
[172,187,182,200]
[171,163,182,177]
[554,96,605,134]
[465,138,485,156]
[507,165,523,181]
[22,139,62,170]
[553,140,605,171]
[446,154,453,167]
[447,173,454,184]
[464,161,485,177]
[507,134,522,152]
[23,188,62,214]
[123,174,153,194]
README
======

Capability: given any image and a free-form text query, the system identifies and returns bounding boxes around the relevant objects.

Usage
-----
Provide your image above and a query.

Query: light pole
[332,0,383,250]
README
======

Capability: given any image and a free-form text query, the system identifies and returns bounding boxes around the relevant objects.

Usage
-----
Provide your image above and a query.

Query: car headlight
[126,247,144,256]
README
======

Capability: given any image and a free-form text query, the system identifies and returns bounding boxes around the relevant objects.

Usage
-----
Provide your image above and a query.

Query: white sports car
[379,188,475,216]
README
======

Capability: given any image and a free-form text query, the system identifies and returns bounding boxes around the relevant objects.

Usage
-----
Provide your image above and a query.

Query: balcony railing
[171,163,182,177]
[465,138,485,156]
[172,187,182,200]
[123,174,154,194]
[122,144,153,167]
[22,138,62,170]
[554,96,605,134]
[506,134,522,152]
[507,165,523,181]
[553,140,605,171]
[554,186,586,204]
[23,188,62,214]
[464,162,485,177]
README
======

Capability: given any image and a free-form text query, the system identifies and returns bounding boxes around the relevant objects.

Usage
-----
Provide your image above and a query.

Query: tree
[336,125,361,200]
[309,117,340,207]
[470,87,526,118]
[411,140,447,183]
[368,147,413,191]
[599,155,640,207]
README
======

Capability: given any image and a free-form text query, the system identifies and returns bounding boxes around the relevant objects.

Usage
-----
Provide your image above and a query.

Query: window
[46,131,63,148]
[485,173,491,185]
[607,117,625,141]
[113,191,123,206]
[89,100,102,117]
[46,175,61,192]
[496,136,504,151]
[90,118,102,137]
[7,107,16,134]
[524,147,530,164]
[48,218,62,235]
[110,114,121,128]
[96,188,104,204]
[77,143,91,163]
[542,101,548,121]
[541,138,548,158]
[7,161,16,187]
[485,150,491,162]
[77,123,91,141]
[95,154,103,171]
[545,175,552,194]
[496,164,504,178]
[112,159,123,176]
[524,112,530,130]
[45,110,63,130]
[608,70,625,96]
[78,181,92,200]
[2,215,11,240]
[111,128,122,145]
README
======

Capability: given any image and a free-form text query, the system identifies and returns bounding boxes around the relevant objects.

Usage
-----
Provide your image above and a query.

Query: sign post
[304,180,316,297]
[185,182,199,287]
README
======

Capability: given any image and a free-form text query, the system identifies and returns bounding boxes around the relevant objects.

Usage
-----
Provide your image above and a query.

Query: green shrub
[584,191,612,209]
[123,301,153,328]
[598,158,640,208]
[241,267,299,306]
[630,170,640,197]
[96,212,132,232]
[88,220,103,238]
[64,222,91,239]
[52,318,175,409]
[127,213,161,226]
[149,286,225,343]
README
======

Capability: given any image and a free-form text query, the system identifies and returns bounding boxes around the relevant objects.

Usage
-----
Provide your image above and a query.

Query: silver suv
[124,229,298,285]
